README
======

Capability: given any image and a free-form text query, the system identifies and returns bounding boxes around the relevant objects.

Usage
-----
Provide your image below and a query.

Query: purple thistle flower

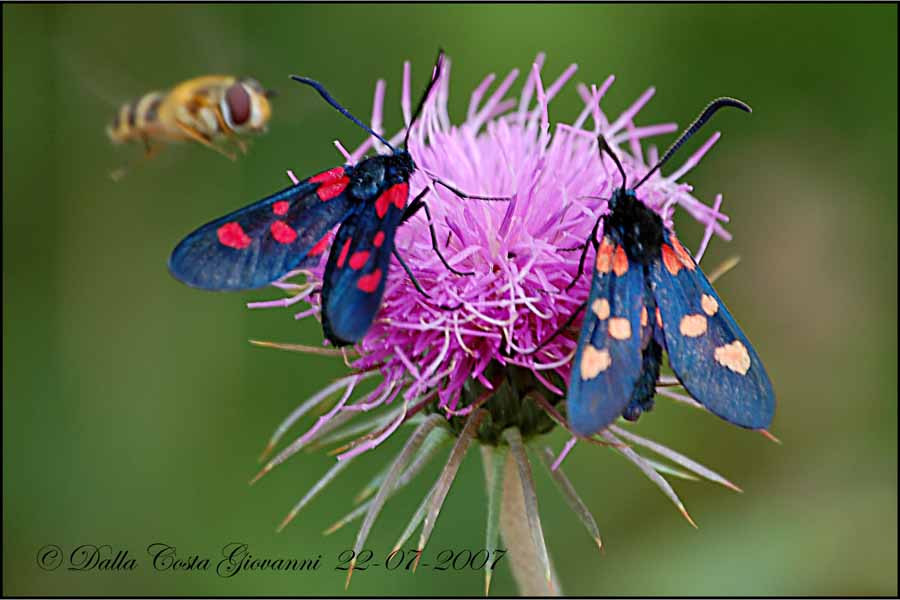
[249,54,769,594]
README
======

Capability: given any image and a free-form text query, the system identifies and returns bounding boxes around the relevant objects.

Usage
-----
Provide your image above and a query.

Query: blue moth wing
[321,181,409,346]
[567,237,646,435]
[169,166,354,290]
[649,231,775,429]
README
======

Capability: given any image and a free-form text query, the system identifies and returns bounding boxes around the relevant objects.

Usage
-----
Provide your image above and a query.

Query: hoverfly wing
[649,231,775,429]
[320,181,409,346]
[169,166,354,291]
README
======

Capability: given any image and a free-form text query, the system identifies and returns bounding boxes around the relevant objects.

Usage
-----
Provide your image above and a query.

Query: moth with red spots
[563,98,775,435]
[169,53,500,346]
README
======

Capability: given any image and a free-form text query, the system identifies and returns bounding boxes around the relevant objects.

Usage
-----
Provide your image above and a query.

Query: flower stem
[481,444,562,596]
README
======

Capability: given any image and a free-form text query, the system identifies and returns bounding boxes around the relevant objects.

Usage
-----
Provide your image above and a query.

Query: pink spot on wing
[336,239,351,268]
[375,182,409,218]
[217,222,252,249]
[309,232,332,256]
[349,250,370,270]
[613,246,629,275]
[356,268,382,293]
[671,235,695,270]
[373,231,385,248]
[270,221,297,244]
[273,201,289,216]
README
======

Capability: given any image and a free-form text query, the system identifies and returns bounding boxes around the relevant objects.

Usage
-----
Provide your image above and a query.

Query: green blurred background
[3,4,897,596]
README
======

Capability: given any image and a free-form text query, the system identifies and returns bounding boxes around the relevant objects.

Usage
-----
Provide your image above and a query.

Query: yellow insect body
[107,75,274,169]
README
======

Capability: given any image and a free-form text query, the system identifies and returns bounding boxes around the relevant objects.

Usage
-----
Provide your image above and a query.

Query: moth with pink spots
[558,98,775,435]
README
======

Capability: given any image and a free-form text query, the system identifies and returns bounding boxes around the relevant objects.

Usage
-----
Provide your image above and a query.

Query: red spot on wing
[670,235,695,270]
[336,238,351,268]
[375,182,409,218]
[309,167,345,184]
[310,167,349,202]
[661,244,681,275]
[270,221,297,244]
[613,246,629,276]
[392,185,408,209]
[272,201,289,216]
[356,268,383,293]
[349,251,370,270]
[309,232,332,256]
[373,231,385,248]
[316,178,349,202]
[595,237,614,273]
[217,222,252,249]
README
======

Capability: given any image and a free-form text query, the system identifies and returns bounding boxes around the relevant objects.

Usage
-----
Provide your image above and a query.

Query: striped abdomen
[106,91,165,144]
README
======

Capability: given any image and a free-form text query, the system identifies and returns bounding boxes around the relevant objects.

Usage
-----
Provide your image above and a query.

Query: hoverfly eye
[225,84,251,126]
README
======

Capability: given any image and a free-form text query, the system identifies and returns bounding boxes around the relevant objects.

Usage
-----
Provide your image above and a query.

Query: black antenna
[290,75,395,151]
[633,97,751,191]
[597,135,628,189]
[404,49,445,148]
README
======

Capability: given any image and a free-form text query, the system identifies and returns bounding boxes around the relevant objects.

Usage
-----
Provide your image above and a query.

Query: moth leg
[400,188,428,224]
[519,301,587,356]
[558,242,587,253]
[109,135,161,182]
[558,196,609,251]
[564,214,603,292]
[431,178,511,202]
[392,248,462,311]
[174,120,237,161]
[554,133,621,288]
[402,188,474,277]
[141,134,157,157]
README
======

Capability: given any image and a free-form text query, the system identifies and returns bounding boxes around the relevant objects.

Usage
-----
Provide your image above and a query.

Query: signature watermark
[34,543,506,577]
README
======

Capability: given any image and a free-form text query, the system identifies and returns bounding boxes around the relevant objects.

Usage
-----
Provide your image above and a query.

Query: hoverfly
[106,75,275,179]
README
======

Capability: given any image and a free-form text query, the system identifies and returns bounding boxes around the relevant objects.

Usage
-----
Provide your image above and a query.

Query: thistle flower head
[250,54,762,594]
